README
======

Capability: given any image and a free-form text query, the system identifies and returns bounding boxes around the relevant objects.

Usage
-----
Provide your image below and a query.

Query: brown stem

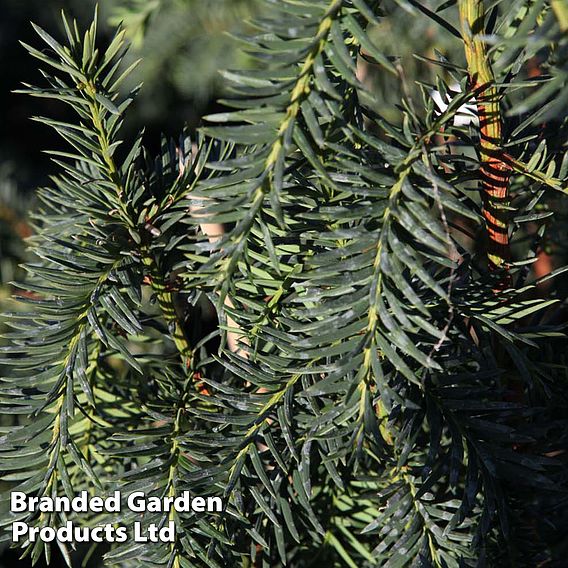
[459,0,512,276]
[185,145,250,360]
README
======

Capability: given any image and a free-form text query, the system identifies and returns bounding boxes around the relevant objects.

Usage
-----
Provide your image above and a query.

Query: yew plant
[1,1,568,567]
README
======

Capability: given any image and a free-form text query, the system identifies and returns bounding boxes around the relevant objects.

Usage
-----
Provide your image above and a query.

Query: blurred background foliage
[0,0,566,565]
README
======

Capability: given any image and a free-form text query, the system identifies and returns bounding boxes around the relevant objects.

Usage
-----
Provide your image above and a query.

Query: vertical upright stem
[142,253,193,368]
[459,0,512,274]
